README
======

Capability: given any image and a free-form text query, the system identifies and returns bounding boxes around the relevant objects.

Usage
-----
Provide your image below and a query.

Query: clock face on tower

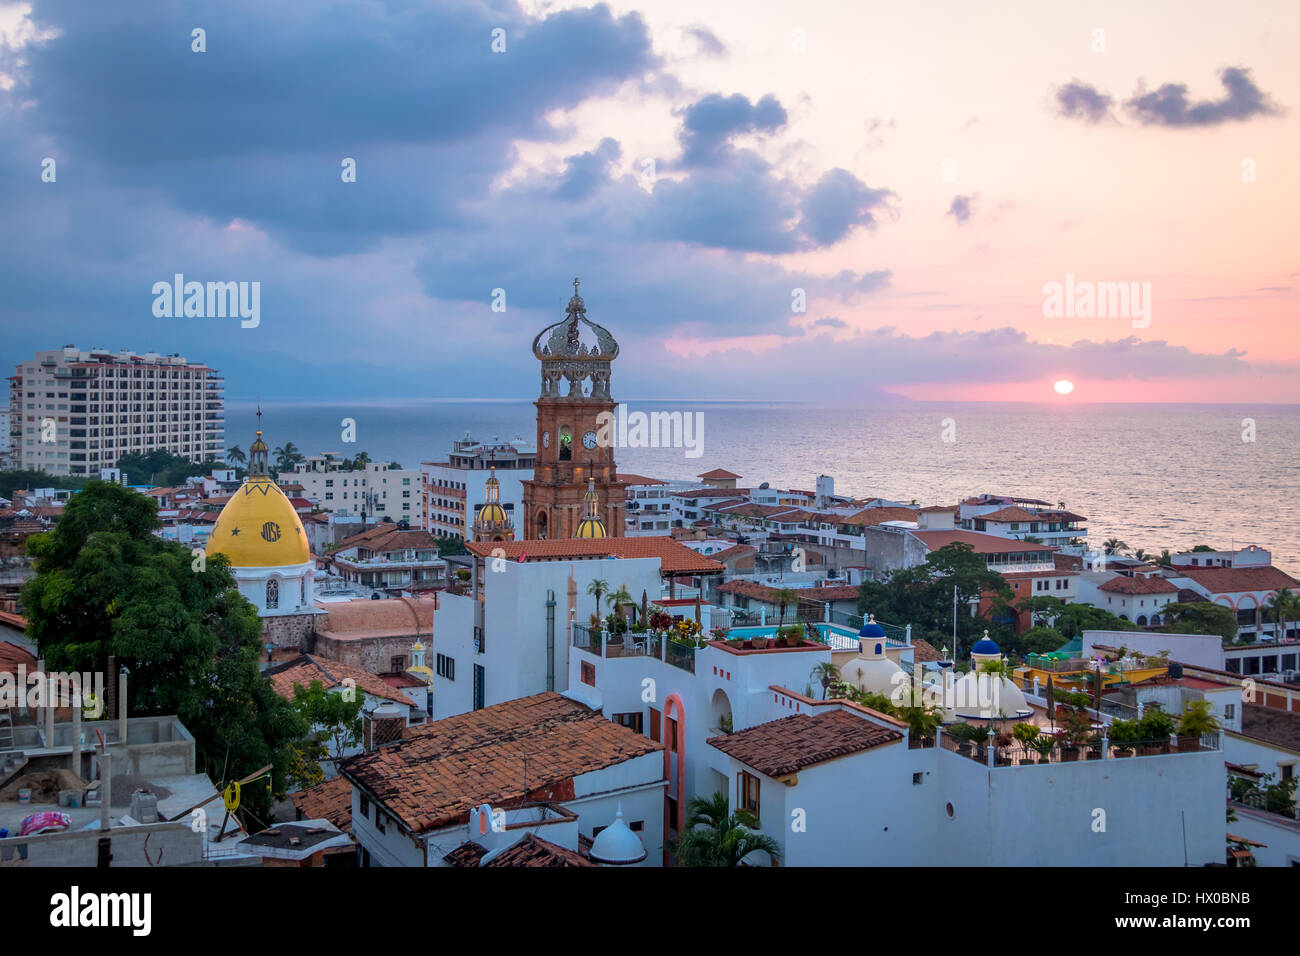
[582,430,598,449]
[542,431,550,448]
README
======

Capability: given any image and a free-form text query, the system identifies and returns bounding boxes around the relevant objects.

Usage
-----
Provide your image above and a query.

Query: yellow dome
[575,516,607,538]
[206,475,311,567]
[476,502,508,525]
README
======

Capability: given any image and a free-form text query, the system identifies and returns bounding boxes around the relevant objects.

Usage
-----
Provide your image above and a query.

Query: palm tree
[587,578,609,622]
[225,445,246,466]
[273,442,304,473]
[672,792,782,867]
[1133,548,1152,563]
[1158,549,1172,566]
[810,661,841,699]
[772,587,798,626]
[606,584,634,625]
[1102,538,1129,556]
[1266,588,1298,642]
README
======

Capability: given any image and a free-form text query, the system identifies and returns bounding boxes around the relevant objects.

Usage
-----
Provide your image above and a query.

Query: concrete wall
[1084,629,1223,670]
[1226,805,1300,867]
[0,822,203,867]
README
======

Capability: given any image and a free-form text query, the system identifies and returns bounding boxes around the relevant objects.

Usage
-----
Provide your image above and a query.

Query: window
[613,712,644,733]
[738,771,761,816]
[265,578,279,609]
[473,664,485,711]
[580,660,596,686]
[912,772,923,786]
[359,795,369,819]
[1283,764,1294,781]
[436,653,455,680]
[375,811,386,834]
[649,707,661,743]
[390,655,405,672]
[1224,704,1235,719]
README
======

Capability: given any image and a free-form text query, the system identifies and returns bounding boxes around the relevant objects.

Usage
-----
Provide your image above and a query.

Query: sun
[1053,379,1075,395]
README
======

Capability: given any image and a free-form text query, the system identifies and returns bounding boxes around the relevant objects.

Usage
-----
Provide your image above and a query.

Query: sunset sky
[1,0,1297,402]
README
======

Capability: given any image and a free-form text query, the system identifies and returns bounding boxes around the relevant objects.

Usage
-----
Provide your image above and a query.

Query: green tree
[809,661,841,699]
[1266,588,1299,642]
[0,469,87,499]
[273,442,304,473]
[225,445,247,466]
[672,792,782,867]
[434,535,468,556]
[1052,602,1137,639]
[1020,626,1067,656]
[21,481,307,824]
[1102,538,1128,556]
[116,450,209,487]
[1162,601,1239,644]
[587,578,609,621]
[286,679,367,788]
[1191,544,1215,553]
[772,587,798,625]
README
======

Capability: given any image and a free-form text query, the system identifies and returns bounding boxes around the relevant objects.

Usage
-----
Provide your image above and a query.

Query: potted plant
[751,632,769,649]
[948,721,984,755]
[1108,718,1139,757]
[1085,732,1104,760]
[1013,722,1040,761]
[900,705,941,748]
[1060,708,1091,761]
[1174,700,1220,751]
[1137,708,1175,754]
[994,730,1014,766]
[1030,733,1057,764]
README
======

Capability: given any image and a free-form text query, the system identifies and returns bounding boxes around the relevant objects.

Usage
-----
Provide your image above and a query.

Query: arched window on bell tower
[266,577,280,609]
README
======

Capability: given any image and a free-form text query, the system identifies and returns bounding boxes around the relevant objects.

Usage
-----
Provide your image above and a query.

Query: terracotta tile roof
[977,506,1041,523]
[337,524,443,554]
[799,585,861,602]
[484,833,596,867]
[463,536,724,575]
[910,530,1057,554]
[339,692,662,834]
[672,487,753,499]
[840,506,918,527]
[700,498,749,512]
[1037,509,1087,522]
[314,596,436,640]
[917,505,957,513]
[266,654,416,707]
[1054,553,1083,571]
[910,638,944,663]
[444,841,489,866]
[698,468,742,480]
[0,639,37,671]
[1099,575,1179,595]
[708,711,902,776]
[1176,565,1300,595]
[290,776,354,833]
[1240,704,1300,752]
[617,473,666,486]
[712,544,755,562]
[715,580,780,601]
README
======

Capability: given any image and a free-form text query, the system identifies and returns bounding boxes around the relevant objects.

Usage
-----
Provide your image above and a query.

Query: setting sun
[1054,379,1075,395]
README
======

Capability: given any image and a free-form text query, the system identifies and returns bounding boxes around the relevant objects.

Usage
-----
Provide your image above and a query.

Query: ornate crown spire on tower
[249,406,269,476]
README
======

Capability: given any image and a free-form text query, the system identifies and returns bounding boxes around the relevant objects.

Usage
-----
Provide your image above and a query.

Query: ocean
[228,400,1300,573]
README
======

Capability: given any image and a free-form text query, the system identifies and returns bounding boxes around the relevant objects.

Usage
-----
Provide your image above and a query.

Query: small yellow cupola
[574,477,608,538]
[472,465,514,542]
[206,409,311,568]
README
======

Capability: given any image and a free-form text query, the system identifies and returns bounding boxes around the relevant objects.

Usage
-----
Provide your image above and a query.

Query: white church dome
[589,804,647,866]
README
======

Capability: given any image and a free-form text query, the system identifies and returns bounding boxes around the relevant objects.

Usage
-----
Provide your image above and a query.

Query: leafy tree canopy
[21,481,307,823]
[1162,601,1238,644]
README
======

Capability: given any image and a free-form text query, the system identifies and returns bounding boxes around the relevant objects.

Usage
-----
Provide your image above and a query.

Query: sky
[1,0,1297,403]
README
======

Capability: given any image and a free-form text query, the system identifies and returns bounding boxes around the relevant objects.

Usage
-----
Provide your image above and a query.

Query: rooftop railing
[938,730,1220,767]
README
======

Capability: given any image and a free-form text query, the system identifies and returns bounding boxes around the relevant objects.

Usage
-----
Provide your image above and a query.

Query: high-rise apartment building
[8,346,225,476]
[422,434,535,540]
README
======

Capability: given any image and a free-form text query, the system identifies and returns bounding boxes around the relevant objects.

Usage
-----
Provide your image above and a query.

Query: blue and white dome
[971,633,1000,656]
[858,614,887,639]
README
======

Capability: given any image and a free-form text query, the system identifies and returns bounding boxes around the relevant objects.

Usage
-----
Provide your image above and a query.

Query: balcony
[938,729,1220,767]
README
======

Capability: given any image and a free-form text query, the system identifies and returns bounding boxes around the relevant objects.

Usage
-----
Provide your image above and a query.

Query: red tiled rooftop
[484,833,596,867]
[698,468,742,480]
[339,692,661,833]
[1175,565,1300,595]
[1098,575,1178,595]
[290,776,354,833]
[708,711,902,777]
[910,530,1057,554]
[266,654,416,707]
[464,536,724,575]
[617,473,667,486]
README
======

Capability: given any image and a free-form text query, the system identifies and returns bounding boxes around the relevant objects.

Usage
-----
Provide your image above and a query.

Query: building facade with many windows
[8,346,224,476]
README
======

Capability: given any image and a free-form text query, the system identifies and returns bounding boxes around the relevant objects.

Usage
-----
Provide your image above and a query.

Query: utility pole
[952,585,959,661]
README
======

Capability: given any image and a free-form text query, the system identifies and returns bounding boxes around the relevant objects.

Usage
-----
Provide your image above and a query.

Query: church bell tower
[521,278,624,539]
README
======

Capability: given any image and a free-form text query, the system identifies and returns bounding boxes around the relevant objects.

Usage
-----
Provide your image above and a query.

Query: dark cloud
[677,92,787,167]
[1055,80,1114,123]
[811,317,848,329]
[682,24,727,58]
[946,194,976,224]
[554,138,622,201]
[1126,67,1280,127]
[799,168,895,245]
